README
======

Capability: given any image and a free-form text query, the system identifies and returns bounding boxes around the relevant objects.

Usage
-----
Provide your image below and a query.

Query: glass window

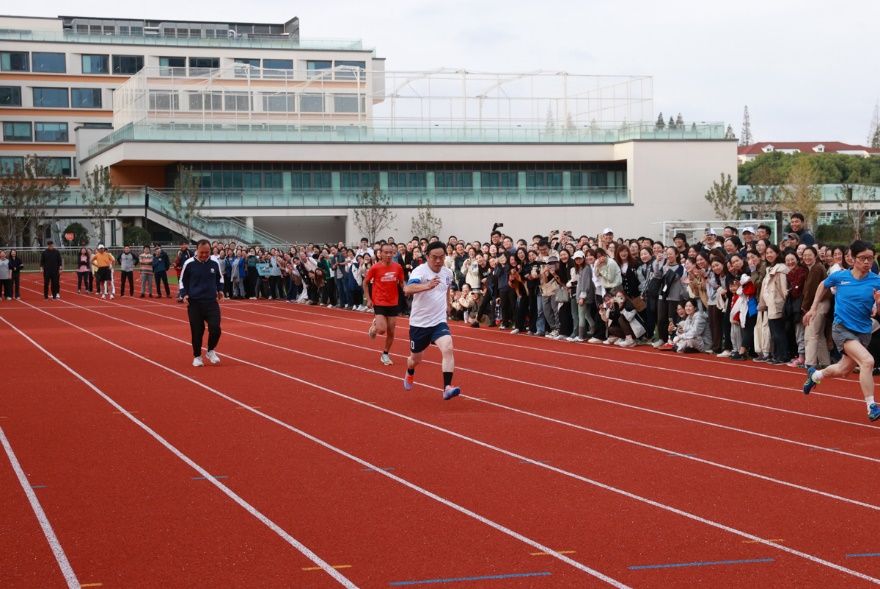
[189,57,219,76]
[263,172,283,189]
[233,58,260,78]
[262,93,295,112]
[306,60,332,78]
[0,156,24,174]
[2,122,32,141]
[262,59,293,78]
[334,60,366,80]
[112,55,144,75]
[149,90,179,111]
[159,56,186,77]
[0,86,22,107]
[188,91,222,111]
[526,171,562,188]
[388,172,426,189]
[435,171,473,189]
[340,171,379,190]
[31,52,66,73]
[35,122,68,142]
[300,94,324,113]
[33,87,69,108]
[71,88,102,108]
[333,94,360,113]
[224,92,251,111]
[37,156,72,177]
[0,52,29,72]
[81,54,109,74]
[481,171,517,189]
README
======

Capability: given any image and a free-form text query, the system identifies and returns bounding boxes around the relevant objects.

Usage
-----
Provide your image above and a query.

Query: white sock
[812,369,824,382]
[867,396,876,410]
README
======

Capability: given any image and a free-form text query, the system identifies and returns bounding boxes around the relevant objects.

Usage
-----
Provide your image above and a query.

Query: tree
[835,183,872,240]
[169,165,205,243]
[123,224,153,247]
[868,100,880,149]
[724,124,735,140]
[353,184,396,244]
[655,113,665,130]
[668,116,675,129]
[704,173,740,220]
[63,222,89,247]
[675,113,684,128]
[740,105,753,146]
[410,199,443,239]
[0,156,67,247]
[744,166,782,221]
[564,112,576,131]
[779,157,821,229]
[81,165,124,244]
[544,105,555,132]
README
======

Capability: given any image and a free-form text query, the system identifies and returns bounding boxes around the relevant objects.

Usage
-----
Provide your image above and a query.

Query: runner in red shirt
[364,243,406,365]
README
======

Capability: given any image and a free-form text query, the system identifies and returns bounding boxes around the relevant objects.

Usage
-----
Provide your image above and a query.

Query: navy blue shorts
[409,322,452,354]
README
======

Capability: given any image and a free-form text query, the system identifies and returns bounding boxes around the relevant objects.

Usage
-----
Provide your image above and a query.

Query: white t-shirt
[408,264,453,328]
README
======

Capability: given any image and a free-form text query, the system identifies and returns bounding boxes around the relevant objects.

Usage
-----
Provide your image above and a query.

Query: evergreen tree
[655,113,665,130]
[675,113,684,127]
[724,124,735,140]
[740,105,753,146]
[668,116,675,129]
[870,100,880,149]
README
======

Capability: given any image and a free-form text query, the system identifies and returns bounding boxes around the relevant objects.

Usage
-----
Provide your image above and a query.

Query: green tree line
[739,152,880,186]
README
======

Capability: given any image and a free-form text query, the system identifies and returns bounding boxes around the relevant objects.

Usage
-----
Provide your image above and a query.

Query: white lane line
[0,426,80,589]
[37,293,880,586]
[13,298,628,588]
[0,315,358,589]
[206,305,880,511]
[216,302,880,464]
[273,300,865,404]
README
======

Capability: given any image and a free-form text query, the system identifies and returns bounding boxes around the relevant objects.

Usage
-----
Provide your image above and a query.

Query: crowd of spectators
[14,212,880,374]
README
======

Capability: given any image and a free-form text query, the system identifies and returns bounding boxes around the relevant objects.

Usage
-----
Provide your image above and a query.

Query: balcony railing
[738,184,880,203]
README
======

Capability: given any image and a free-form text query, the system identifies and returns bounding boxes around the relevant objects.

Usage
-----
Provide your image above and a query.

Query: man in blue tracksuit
[179,239,224,367]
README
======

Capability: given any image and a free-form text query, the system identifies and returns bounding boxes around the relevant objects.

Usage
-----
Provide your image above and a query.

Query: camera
[492,222,504,232]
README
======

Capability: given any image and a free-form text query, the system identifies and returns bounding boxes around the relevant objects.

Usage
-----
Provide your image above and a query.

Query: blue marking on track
[191,475,228,480]
[629,558,774,570]
[846,553,880,558]
[389,571,551,586]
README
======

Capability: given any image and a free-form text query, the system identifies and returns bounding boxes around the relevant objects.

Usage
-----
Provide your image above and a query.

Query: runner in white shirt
[402,241,461,400]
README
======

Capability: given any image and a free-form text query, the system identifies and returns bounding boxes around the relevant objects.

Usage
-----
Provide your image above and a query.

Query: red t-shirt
[365,262,404,306]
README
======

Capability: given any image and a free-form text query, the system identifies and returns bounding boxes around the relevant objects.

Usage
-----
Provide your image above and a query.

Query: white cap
[573,250,585,259]
[97,244,106,249]
[602,227,614,235]
[705,228,717,236]
[742,226,756,234]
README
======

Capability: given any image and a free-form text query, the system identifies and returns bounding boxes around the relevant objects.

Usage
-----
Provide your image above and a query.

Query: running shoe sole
[443,386,461,400]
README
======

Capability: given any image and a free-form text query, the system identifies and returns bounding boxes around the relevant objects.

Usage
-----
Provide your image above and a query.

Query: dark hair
[425,241,446,256]
[537,239,550,248]
[757,224,772,234]
[724,225,738,234]
[802,245,819,259]
[196,239,211,248]
[850,240,875,259]
[790,212,805,222]
[725,236,743,249]
[764,244,782,260]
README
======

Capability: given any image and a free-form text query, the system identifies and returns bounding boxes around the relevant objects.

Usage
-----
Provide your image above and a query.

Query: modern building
[738,141,880,164]
[1,14,737,245]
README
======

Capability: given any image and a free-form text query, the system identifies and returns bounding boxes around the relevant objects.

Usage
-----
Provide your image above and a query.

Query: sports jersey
[365,262,404,306]
[824,269,880,334]
[407,263,453,328]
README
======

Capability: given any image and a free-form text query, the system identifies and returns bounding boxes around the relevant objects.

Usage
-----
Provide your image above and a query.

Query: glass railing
[0,29,366,51]
[738,184,880,203]
[87,121,728,157]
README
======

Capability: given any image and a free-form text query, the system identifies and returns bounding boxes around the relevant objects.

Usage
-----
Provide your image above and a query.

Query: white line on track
[215,302,880,463]
[281,301,867,404]
[206,304,880,511]
[0,315,359,589]
[0,426,79,589]
[10,298,629,589]
[23,290,880,586]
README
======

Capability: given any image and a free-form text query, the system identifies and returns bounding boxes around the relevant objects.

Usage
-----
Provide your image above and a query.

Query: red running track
[1,275,879,588]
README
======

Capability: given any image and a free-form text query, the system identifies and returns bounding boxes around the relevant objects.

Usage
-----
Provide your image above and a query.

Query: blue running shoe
[869,404,880,422]
[403,372,414,391]
[443,386,461,400]
[803,367,819,395]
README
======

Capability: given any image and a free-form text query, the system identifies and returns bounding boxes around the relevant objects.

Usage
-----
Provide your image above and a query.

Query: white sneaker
[55,295,61,300]
[380,352,393,366]
[192,357,204,367]
[509,329,520,335]
[101,294,106,299]
[619,337,637,348]
[574,337,585,342]
[587,337,603,344]
[566,336,576,342]
[717,350,732,358]
[651,339,664,348]
[109,294,114,300]
[206,350,221,365]
[326,303,333,308]
[603,337,619,345]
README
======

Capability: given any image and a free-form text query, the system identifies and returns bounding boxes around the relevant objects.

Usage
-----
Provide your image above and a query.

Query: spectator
[789,212,816,246]
[0,250,11,300]
[153,246,171,298]
[138,245,154,298]
[119,245,136,297]
[8,249,22,300]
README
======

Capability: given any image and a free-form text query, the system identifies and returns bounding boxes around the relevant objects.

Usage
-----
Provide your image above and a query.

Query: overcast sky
[11,0,880,143]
